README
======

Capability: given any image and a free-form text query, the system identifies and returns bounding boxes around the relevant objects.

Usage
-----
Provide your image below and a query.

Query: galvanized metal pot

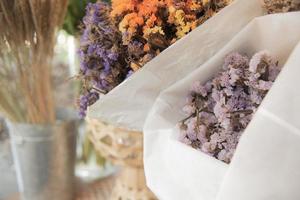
[7,109,79,200]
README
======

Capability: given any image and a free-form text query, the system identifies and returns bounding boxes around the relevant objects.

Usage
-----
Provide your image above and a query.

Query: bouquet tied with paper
[86,0,264,131]
[76,0,264,198]
[216,39,300,200]
[80,0,264,198]
[144,12,300,200]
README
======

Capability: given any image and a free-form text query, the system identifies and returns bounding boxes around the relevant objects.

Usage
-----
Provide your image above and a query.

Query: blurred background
[0,0,115,199]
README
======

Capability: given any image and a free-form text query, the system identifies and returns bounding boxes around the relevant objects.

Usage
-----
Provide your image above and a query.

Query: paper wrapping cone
[144,12,300,200]
[216,41,300,200]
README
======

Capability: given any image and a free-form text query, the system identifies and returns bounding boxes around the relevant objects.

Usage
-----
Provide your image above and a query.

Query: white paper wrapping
[144,12,300,200]
[216,41,300,200]
[88,0,264,131]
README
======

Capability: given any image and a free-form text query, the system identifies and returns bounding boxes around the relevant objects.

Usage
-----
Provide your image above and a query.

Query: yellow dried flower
[130,62,141,71]
[143,25,165,39]
[169,5,176,13]
[175,10,186,26]
[202,0,210,5]
[176,22,194,38]
[190,0,202,10]
[170,9,195,38]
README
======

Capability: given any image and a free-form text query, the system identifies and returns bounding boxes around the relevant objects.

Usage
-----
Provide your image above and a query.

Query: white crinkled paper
[144,12,300,200]
[216,41,300,200]
[88,0,264,131]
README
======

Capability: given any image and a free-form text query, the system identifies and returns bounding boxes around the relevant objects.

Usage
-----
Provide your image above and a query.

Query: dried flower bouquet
[179,51,281,163]
[77,0,233,117]
[263,0,300,13]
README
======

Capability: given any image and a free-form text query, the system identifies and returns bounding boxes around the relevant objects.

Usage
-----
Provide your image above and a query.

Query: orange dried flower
[111,0,136,17]
[188,0,202,10]
[138,0,161,17]
[130,62,141,71]
[143,43,150,52]
[119,13,144,34]
[145,14,157,28]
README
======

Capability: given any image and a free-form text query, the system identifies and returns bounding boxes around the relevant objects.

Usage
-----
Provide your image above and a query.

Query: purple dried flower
[191,81,208,97]
[126,70,134,78]
[181,137,192,145]
[197,125,207,143]
[223,52,249,70]
[186,117,198,140]
[182,104,196,115]
[257,80,273,90]
[128,40,144,58]
[249,50,276,74]
[78,91,99,118]
[77,2,130,116]
[179,51,281,163]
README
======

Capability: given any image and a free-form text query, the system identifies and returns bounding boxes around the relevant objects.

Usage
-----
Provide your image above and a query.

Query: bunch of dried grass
[0,0,68,124]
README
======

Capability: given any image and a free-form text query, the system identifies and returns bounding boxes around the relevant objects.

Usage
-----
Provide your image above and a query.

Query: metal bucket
[7,109,79,200]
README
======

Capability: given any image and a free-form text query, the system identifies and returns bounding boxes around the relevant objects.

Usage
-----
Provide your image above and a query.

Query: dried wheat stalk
[0,0,68,124]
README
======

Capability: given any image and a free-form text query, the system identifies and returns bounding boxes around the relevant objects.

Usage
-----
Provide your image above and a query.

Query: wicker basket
[87,118,156,200]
